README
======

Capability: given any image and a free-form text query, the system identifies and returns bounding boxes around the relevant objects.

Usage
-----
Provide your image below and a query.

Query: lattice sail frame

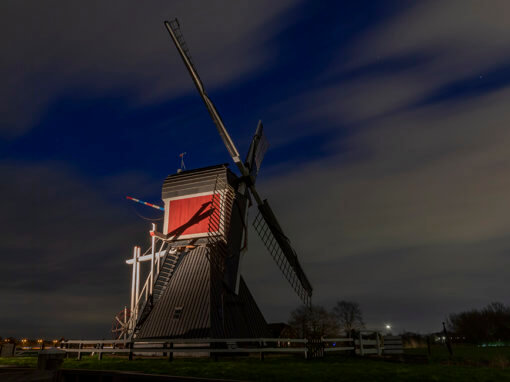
[253,204,312,306]
[165,17,313,306]
[167,19,199,78]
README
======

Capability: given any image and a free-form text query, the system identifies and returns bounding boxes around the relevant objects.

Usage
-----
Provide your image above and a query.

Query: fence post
[98,342,104,360]
[168,342,174,362]
[359,332,364,356]
[442,322,453,357]
[304,338,308,359]
[77,343,83,361]
[212,342,218,362]
[259,340,264,361]
[376,332,381,356]
[128,341,133,361]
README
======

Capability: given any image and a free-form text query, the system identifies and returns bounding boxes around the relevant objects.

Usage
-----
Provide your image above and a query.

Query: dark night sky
[2,0,510,339]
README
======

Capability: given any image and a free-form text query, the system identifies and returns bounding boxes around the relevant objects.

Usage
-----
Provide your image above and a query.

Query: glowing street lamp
[385,324,392,332]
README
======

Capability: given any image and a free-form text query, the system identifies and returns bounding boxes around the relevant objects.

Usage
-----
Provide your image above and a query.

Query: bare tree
[288,305,338,338]
[447,302,510,344]
[332,300,364,333]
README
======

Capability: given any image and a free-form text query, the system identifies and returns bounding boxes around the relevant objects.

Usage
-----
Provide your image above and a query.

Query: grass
[2,348,510,381]
[407,344,510,367]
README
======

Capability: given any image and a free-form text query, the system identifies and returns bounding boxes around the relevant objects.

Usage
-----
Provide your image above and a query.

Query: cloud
[4,1,510,337]
[268,0,510,139]
[0,0,300,136]
[246,91,510,329]
[260,85,510,260]
[345,0,510,76]
[0,161,156,337]
[241,1,510,331]
[0,0,306,338]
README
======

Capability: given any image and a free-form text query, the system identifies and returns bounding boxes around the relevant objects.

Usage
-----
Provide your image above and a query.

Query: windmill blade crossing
[253,200,313,306]
[164,18,313,307]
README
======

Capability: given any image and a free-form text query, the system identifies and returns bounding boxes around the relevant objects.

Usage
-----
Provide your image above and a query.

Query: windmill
[120,19,312,340]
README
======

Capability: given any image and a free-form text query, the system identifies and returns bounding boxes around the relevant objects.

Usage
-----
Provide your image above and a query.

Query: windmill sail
[245,121,268,181]
[253,200,313,306]
[164,19,244,170]
[164,18,313,306]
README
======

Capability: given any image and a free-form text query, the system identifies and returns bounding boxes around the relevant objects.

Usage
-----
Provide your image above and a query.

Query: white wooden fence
[60,332,403,360]
[381,335,404,355]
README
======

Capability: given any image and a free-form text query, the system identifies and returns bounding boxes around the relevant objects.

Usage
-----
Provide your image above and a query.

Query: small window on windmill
[173,306,183,319]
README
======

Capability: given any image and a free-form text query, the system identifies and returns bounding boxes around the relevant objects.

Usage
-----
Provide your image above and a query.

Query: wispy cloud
[244,1,510,331]
[3,1,510,336]
[0,0,300,136]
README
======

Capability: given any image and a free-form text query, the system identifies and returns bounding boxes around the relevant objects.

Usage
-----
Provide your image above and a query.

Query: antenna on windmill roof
[177,152,187,173]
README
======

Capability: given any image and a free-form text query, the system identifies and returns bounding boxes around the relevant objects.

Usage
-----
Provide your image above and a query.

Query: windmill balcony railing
[125,227,175,335]
[134,241,167,307]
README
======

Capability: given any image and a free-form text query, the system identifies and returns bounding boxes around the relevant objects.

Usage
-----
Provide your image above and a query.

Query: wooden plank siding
[137,247,211,338]
[161,164,236,200]
[137,164,268,339]
[136,246,269,339]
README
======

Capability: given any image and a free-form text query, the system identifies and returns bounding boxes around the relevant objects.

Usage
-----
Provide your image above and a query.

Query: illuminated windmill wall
[131,165,269,339]
[162,165,233,242]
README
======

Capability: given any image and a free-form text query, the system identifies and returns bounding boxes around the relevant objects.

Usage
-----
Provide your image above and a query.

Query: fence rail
[59,334,402,360]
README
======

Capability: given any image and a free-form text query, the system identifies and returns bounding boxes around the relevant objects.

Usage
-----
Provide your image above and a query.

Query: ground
[2,345,510,381]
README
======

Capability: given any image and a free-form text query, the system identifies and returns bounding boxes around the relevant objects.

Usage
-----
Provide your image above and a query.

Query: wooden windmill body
[135,165,268,339]
[115,19,313,341]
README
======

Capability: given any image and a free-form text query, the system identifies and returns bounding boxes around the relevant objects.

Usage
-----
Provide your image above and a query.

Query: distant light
[385,324,391,330]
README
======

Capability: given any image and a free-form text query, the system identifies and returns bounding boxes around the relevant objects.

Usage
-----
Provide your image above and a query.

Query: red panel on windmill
[165,193,221,239]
